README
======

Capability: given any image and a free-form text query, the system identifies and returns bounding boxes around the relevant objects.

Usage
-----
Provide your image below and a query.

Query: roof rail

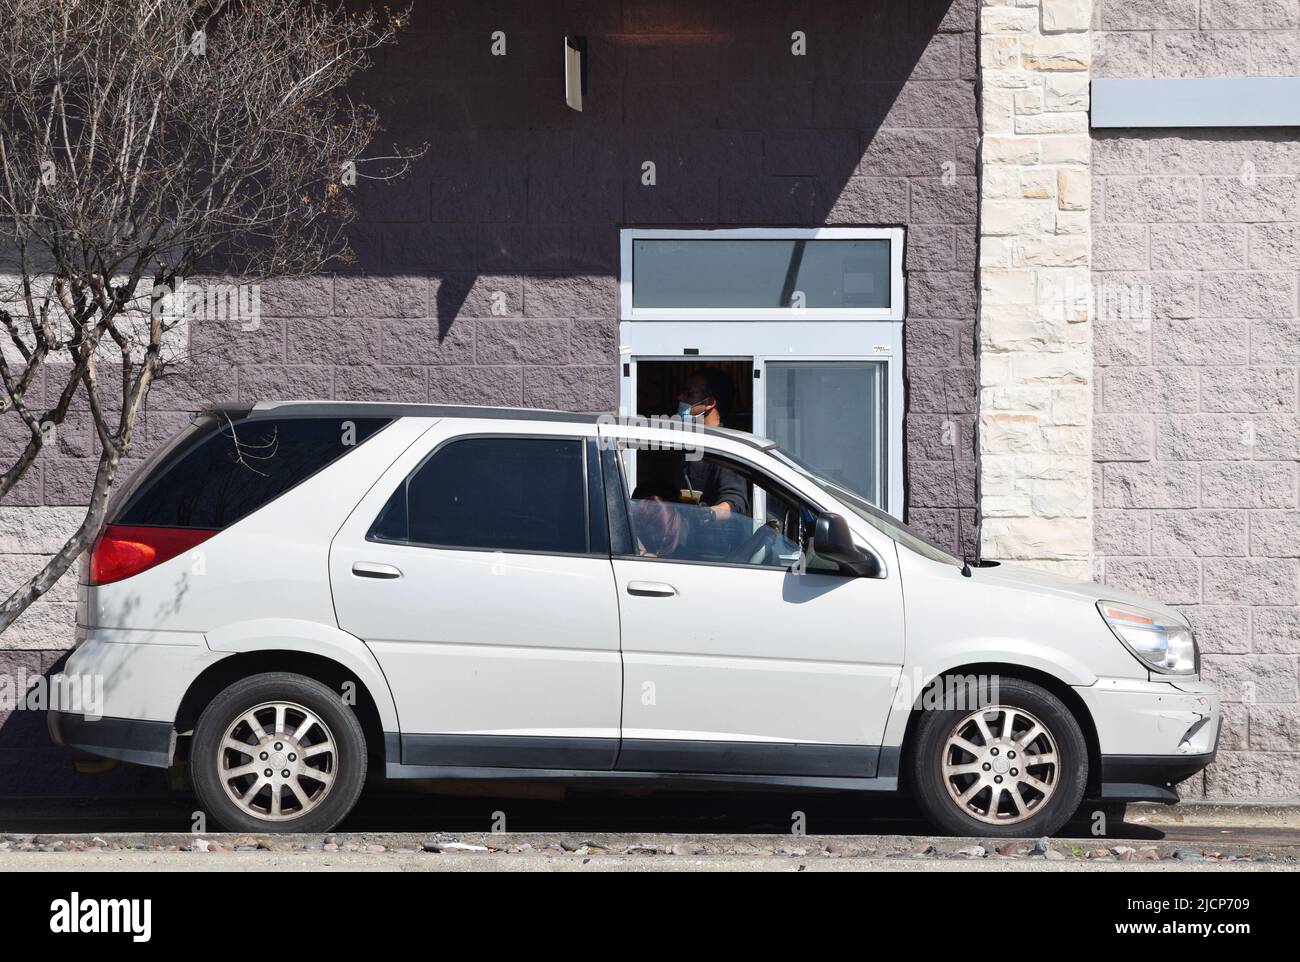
[197,400,775,449]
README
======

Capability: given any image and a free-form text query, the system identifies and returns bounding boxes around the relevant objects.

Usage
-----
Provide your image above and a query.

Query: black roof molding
[239,400,603,424]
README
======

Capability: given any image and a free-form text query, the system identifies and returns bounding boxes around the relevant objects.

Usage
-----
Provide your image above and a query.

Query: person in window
[674,368,750,524]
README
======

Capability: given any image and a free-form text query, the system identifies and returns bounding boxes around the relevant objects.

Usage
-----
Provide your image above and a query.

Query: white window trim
[618,226,905,322]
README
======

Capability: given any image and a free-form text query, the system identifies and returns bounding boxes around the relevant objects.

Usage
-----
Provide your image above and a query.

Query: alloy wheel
[218,701,337,821]
[941,705,1060,826]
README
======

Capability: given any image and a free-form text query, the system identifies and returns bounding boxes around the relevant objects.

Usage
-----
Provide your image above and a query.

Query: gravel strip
[1,831,1294,865]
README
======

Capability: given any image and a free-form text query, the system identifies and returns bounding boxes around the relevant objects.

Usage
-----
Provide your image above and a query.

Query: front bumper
[1096,750,1217,803]
[1076,676,1220,803]
[48,710,175,768]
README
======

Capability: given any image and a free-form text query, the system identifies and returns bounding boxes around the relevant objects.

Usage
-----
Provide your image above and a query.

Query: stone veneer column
[977,0,1093,580]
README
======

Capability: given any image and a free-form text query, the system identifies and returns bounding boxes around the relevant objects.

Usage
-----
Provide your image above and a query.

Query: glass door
[759,359,887,508]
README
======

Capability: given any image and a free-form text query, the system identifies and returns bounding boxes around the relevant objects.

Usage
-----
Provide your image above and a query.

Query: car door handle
[352,562,402,580]
[626,581,677,597]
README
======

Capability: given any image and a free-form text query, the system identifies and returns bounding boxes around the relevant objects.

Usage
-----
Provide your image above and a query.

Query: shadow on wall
[335,0,976,328]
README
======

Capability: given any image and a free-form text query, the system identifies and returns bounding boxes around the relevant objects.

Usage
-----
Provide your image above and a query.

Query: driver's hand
[694,504,715,526]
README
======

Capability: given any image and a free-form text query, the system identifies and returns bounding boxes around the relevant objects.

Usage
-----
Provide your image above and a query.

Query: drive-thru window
[618,228,905,517]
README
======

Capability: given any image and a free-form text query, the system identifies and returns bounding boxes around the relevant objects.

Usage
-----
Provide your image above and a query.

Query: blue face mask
[677,401,700,421]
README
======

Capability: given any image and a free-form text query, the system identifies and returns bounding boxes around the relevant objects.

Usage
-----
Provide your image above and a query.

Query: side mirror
[813,513,881,578]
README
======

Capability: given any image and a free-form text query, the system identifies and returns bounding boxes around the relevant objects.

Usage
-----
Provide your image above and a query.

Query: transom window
[621,227,903,321]
[632,238,892,311]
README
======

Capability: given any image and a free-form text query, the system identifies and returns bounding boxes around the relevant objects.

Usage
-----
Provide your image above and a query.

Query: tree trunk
[0,449,119,633]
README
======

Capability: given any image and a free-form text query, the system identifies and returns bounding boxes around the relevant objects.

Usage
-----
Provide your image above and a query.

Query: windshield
[771,448,963,567]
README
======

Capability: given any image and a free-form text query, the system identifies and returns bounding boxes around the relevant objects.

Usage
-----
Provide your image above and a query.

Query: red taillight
[89,525,219,585]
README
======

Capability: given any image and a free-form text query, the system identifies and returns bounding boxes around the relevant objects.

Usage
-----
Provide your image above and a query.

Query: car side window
[618,447,841,574]
[370,436,588,554]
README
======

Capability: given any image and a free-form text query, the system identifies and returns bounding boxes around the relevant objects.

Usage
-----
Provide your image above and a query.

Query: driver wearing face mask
[675,368,749,524]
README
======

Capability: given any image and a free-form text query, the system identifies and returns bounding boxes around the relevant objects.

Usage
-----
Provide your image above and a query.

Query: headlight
[1097,601,1198,675]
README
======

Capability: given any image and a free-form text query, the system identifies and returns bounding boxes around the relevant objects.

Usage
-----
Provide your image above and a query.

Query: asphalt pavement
[0,785,1294,852]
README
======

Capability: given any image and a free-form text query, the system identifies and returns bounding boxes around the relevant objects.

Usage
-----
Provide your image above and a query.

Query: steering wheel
[723,524,779,566]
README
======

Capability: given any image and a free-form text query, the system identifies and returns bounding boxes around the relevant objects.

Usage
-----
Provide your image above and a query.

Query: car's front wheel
[191,672,367,833]
[908,677,1088,838]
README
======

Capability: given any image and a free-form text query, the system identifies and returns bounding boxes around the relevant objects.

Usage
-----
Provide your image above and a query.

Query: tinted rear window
[116,415,390,529]
[370,436,588,554]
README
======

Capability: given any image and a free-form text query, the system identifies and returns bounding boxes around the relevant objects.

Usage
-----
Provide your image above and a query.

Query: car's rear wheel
[192,672,367,833]
[908,677,1088,838]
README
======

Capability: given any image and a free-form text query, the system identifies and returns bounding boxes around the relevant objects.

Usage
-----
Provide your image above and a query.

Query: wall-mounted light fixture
[564,35,587,112]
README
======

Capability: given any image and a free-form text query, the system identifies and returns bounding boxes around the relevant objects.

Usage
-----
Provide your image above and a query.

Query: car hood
[968,562,1189,625]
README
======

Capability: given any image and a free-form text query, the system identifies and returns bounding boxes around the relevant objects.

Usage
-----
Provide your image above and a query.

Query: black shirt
[681,457,750,517]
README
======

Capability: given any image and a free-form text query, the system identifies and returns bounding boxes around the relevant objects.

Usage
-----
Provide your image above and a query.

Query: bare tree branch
[0,0,422,632]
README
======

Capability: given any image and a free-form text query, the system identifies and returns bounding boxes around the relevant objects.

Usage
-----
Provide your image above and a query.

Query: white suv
[49,402,1220,836]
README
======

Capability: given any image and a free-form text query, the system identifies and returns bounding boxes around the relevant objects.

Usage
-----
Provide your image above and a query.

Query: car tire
[191,672,367,834]
[908,676,1089,839]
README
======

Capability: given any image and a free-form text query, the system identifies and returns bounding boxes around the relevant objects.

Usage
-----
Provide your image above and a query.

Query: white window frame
[617,227,907,518]
[619,226,905,322]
